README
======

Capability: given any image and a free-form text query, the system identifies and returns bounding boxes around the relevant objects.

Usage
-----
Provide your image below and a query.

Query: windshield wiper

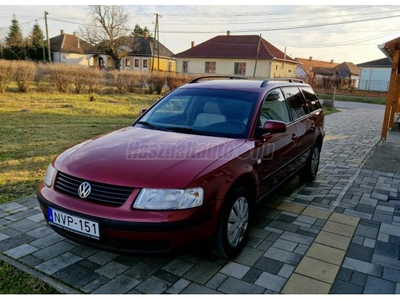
[135,121,171,132]
[166,126,213,136]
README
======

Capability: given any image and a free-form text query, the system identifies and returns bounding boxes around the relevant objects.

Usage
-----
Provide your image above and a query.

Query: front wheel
[213,186,251,258]
[299,144,320,182]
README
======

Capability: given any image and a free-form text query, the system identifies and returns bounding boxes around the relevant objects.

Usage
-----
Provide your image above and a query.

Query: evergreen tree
[6,15,24,48]
[27,22,45,61]
[30,22,44,48]
[5,15,25,60]
[132,24,151,37]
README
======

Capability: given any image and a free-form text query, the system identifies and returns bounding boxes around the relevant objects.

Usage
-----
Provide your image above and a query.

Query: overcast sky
[1,2,399,64]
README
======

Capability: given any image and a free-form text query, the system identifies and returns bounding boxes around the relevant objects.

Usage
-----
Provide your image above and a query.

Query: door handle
[291,133,297,142]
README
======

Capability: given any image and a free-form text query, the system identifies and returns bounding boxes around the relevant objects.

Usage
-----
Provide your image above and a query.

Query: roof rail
[189,75,247,84]
[260,78,304,87]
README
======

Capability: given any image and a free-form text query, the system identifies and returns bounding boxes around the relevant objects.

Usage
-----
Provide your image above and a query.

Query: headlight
[133,188,203,210]
[44,164,57,187]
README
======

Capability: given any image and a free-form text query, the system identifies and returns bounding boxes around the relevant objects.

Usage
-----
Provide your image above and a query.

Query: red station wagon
[37,76,325,258]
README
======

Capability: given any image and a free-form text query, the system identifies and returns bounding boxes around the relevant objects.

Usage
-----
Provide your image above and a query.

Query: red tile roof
[50,33,92,54]
[175,35,295,61]
[296,57,339,79]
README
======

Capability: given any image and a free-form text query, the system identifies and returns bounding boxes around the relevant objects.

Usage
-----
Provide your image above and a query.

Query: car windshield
[136,88,259,138]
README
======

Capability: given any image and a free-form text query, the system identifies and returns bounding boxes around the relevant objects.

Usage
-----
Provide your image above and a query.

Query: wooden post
[381,48,400,140]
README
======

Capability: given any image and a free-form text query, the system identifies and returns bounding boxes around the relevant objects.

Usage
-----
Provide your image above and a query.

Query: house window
[125,59,130,67]
[143,59,148,68]
[234,62,246,75]
[182,61,188,73]
[134,59,139,68]
[275,65,278,71]
[205,61,216,74]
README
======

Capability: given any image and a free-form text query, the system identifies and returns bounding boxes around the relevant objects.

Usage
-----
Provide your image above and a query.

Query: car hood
[55,126,246,188]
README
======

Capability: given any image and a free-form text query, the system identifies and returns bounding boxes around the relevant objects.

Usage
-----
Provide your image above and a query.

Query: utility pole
[253,34,262,78]
[152,13,162,72]
[44,11,51,63]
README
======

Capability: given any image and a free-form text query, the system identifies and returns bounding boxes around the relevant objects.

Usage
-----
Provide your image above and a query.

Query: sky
[1,2,400,65]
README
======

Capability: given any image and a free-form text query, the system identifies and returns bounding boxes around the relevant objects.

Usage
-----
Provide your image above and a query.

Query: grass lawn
[0,92,158,204]
[318,93,386,105]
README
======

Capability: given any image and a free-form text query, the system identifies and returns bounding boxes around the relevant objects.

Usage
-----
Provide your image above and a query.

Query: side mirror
[261,120,287,134]
[139,108,147,116]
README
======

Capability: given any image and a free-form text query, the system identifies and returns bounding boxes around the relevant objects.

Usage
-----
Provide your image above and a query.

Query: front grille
[55,172,134,206]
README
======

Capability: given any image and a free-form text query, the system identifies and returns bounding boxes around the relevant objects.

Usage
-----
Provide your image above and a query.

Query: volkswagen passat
[37,76,324,258]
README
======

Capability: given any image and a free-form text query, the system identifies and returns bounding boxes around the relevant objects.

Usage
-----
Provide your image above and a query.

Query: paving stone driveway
[1,102,399,294]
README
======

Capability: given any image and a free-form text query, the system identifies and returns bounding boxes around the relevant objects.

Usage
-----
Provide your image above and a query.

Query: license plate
[48,207,100,240]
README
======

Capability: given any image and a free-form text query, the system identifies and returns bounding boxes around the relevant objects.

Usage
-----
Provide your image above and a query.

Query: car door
[253,88,299,196]
[282,86,316,167]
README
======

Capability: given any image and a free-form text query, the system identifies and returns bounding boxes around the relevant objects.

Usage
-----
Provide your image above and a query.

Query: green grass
[0,261,59,294]
[0,92,158,204]
[318,93,386,105]
[322,105,340,115]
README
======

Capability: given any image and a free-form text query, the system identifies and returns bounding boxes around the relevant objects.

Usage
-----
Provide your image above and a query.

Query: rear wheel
[299,144,320,182]
[213,186,251,258]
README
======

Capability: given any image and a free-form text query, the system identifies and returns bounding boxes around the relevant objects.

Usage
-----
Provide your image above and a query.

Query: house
[86,31,176,72]
[50,30,93,65]
[174,32,297,78]
[295,57,339,84]
[335,61,360,88]
[357,57,392,92]
[311,66,339,87]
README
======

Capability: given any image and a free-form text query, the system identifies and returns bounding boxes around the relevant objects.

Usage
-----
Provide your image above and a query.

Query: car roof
[180,78,311,93]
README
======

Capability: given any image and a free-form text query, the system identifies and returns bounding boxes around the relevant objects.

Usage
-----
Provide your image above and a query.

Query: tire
[213,186,251,258]
[299,144,320,182]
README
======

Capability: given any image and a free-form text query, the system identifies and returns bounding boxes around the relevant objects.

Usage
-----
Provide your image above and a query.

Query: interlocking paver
[183,261,221,285]
[264,247,302,265]
[218,277,265,294]
[295,256,339,284]
[4,244,38,259]
[233,246,264,267]
[322,221,356,238]
[364,276,396,294]
[302,206,331,220]
[135,275,171,294]
[92,274,140,294]
[219,261,250,279]
[35,252,82,275]
[255,272,286,292]
[315,231,352,250]
[95,261,129,279]
[166,278,191,294]
[342,257,382,277]
[182,283,220,294]
[306,243,346,265]
[330,280,363,294]
[282,273,331,294]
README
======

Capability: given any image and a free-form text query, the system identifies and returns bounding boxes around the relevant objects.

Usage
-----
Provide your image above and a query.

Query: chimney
[143,30,149,40]
[60,30,65,35]
[191,41,195,48]
[73,32,78,37]
[330,59,334,64]
[227,30,231,36]
[309,56,312,61]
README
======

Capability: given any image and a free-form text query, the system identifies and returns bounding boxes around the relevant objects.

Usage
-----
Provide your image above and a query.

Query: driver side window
[259,89,290,125]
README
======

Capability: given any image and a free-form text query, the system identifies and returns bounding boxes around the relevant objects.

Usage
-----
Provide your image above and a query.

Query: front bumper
[37,189,219,254]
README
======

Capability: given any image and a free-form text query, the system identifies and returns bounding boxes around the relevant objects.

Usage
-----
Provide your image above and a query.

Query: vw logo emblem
[78,182,91,199]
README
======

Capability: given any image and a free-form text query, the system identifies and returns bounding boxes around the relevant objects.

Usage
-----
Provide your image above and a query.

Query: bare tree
[80,5,137,69]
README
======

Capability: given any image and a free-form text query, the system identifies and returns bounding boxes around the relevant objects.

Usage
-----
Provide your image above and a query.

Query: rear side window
[260,89,290,124]
[300,86,322,112]
[282,86,309,120]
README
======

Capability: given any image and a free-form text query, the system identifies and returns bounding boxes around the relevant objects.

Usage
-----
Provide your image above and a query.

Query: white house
[357,58,392,92]
[49,30,93,65]
[174,32,298,78]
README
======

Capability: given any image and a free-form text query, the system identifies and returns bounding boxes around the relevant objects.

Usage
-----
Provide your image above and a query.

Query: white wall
[52,52,89,66]
[358,67,390,92]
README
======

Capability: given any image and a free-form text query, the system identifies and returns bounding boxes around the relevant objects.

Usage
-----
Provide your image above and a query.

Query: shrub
[15,61,36,92]
[147,71,165,95]
[0,59,17,93]
[70,66,90,94]
[166,73,191,91]
[124,71,147,93]
[88,92,98,102]
[85,68,104,94]
[47,64,73,93]
[34,64,51,93]
[106,70,130,94]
